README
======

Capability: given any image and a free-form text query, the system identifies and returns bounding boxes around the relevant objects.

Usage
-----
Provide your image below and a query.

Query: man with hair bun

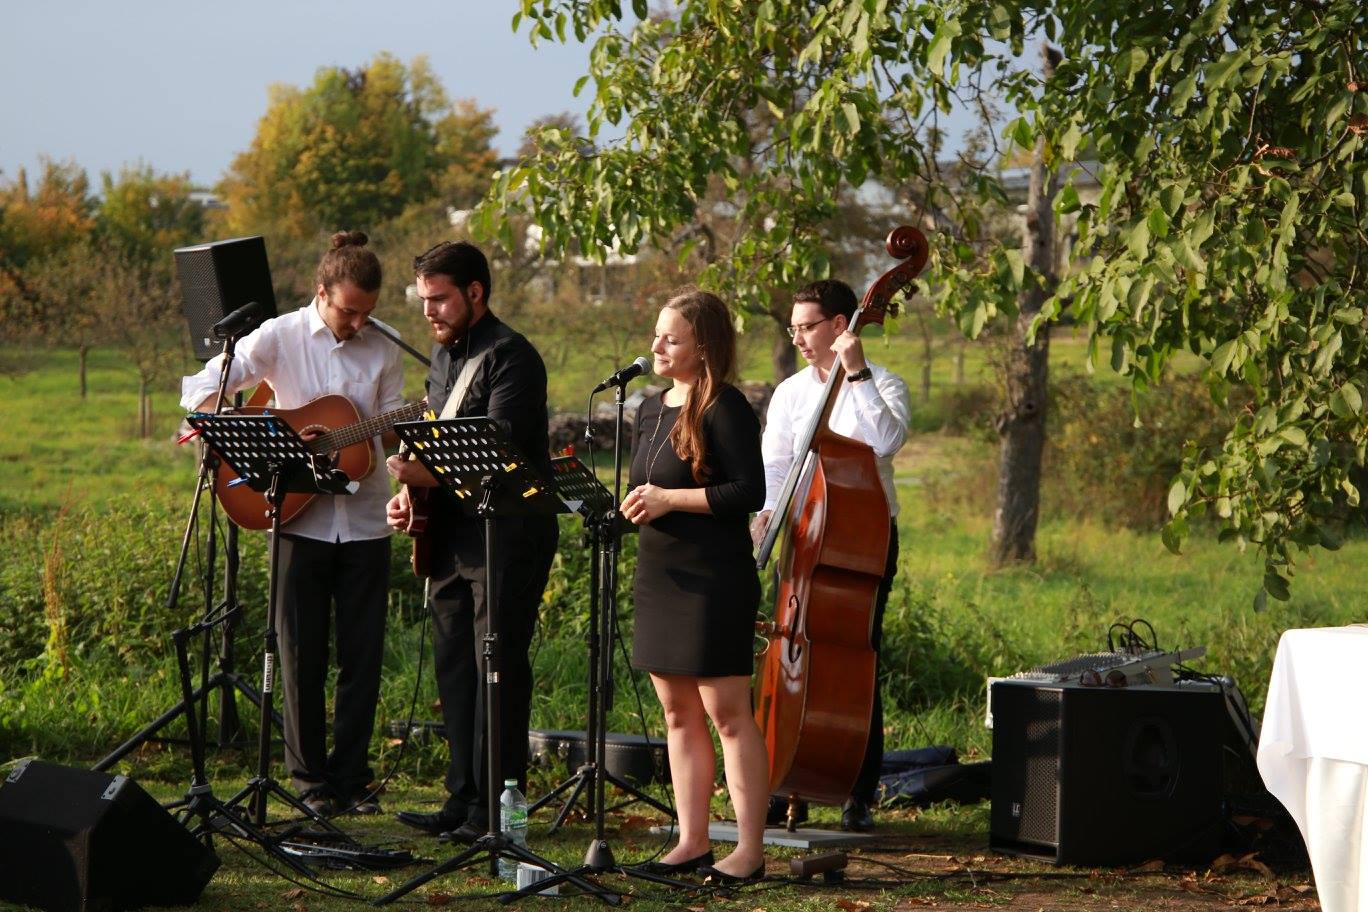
[180,230,404,817]
[386,240,558,841]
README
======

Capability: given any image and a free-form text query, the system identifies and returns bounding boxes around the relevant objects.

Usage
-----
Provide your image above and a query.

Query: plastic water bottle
[498,779,529,882]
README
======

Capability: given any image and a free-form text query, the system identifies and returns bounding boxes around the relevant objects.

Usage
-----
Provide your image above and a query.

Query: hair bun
[330,230,369,249]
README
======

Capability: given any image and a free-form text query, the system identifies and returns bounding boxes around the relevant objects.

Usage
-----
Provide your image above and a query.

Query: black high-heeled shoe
[635,849,715,876]
[699,860,766,885]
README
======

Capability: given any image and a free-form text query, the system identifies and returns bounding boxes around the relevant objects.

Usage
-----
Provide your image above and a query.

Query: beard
[430,321,456,346]
[428,293,474,346]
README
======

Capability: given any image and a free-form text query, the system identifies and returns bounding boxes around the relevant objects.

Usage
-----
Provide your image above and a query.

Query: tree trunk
[771,328,797,382]
[139,377,150,438]
[953,338,966,385]
[78,344,89,400]
[990,44,1059,567]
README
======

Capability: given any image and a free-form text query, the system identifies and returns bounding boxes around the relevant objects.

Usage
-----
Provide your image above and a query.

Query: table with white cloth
[1258,625,1368,912]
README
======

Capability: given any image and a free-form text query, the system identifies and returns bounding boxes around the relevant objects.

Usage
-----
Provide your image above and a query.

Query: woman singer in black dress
[620,288,768,883]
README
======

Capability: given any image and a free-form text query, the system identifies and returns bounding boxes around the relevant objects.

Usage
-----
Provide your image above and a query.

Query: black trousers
[851,522,900,805]
[272,533,390,799]
[428,515,559,824]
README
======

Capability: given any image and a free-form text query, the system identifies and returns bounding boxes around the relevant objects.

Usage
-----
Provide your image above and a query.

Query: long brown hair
[665,288,737,483]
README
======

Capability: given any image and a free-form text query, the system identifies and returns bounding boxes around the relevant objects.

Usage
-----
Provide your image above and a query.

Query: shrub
[1044,373,1235,528]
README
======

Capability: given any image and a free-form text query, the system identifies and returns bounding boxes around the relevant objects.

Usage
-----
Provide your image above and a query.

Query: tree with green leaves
[477,0,1367,599]
[97,165,204,266]
[218,53,498,241]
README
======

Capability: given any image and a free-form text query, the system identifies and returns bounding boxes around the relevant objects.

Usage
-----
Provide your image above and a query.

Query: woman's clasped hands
[620,483,673,525]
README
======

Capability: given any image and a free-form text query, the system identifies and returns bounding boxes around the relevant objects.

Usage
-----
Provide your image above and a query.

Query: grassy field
[0,339,1354,911]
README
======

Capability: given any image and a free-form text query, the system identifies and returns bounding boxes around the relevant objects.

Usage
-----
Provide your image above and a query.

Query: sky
[0,1,612,188]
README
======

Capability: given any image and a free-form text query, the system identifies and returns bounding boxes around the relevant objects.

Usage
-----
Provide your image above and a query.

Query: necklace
[642,400,674,485]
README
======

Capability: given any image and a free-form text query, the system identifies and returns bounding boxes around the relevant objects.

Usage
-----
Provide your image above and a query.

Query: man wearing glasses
[749,278,912,833]
[385,241,558,841]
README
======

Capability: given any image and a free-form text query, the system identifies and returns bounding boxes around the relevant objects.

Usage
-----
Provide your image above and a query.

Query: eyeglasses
[785,317,831,339]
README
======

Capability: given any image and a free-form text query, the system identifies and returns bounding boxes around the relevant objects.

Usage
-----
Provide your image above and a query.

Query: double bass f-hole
[754,594,804,661]
[785,594,803,664]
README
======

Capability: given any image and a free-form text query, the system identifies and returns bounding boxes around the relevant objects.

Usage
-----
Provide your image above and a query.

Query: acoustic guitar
[213,395,426,530]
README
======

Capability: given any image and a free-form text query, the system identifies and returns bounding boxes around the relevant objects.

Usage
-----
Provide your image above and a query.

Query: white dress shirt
[761,360,911,516]
[180,299,406,543]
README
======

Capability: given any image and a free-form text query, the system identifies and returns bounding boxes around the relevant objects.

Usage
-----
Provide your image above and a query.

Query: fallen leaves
[835,901,872,912]
[1211,852,1275,880]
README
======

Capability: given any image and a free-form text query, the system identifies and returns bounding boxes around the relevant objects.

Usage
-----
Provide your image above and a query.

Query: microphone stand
[95,329,273,772]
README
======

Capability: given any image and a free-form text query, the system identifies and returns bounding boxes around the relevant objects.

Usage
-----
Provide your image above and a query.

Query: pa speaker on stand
[174,235,277,362]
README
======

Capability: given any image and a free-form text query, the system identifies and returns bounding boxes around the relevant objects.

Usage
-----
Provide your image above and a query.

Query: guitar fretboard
[308,401,427,453]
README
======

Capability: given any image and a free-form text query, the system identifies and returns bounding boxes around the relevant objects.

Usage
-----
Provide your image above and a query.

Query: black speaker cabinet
[989,681,1226,865]
[0,760,219,912]
[174,235,277,361]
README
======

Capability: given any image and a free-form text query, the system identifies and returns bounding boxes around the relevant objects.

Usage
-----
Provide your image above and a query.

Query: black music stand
[534,456,673,852]
[375,419,619,906]
[186,413,354,838]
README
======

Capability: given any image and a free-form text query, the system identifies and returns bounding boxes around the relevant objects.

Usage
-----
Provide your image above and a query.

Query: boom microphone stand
[518,379,693,897]
[530,459,673,840]
[94,330,274,773]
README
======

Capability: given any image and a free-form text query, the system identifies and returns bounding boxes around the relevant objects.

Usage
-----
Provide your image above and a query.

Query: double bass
[753,226,929,825]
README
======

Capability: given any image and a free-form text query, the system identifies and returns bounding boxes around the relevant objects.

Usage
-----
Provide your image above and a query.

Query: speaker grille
[1018,688,1061,845]
[173,236,277,361]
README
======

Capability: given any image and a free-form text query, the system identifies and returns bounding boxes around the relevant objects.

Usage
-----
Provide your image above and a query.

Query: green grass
[0,339,1341,911]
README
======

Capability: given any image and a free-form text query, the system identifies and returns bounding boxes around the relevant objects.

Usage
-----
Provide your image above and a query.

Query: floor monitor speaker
[0,760,219,912]
[989,681,1227,865]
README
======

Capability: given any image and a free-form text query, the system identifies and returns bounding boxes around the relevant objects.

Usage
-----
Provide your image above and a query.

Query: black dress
[629,384,765,677]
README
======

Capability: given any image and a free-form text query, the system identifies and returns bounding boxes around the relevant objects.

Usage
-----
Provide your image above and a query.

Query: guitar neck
[309,401,426,453]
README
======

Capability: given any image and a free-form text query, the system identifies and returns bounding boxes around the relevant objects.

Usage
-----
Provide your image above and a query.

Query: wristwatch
[846,367,873,383]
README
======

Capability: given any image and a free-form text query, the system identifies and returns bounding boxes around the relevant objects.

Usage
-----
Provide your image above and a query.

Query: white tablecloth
[1258,626,1368,912]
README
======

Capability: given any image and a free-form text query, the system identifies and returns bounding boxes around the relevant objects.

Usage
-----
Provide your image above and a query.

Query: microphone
[212,301,266,339]
[592,356,651,394]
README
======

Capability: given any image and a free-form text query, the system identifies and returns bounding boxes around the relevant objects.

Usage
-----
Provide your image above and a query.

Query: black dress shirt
[424,312,554,536]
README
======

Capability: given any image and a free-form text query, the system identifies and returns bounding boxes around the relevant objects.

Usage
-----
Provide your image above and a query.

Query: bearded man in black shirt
[386,241,558,840]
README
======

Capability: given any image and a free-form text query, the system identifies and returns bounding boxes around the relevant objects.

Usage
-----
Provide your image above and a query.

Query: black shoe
[636,849,714,875]
[764,796,808,827]
[840,799,874,832]
[441,821,486,845]
[299,788,337,818]
[341,794,382,816]
[395,808,465,836]
[699,861,766,885]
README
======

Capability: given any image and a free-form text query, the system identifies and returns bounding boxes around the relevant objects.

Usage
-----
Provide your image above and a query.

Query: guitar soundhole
[300,424,338,464]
